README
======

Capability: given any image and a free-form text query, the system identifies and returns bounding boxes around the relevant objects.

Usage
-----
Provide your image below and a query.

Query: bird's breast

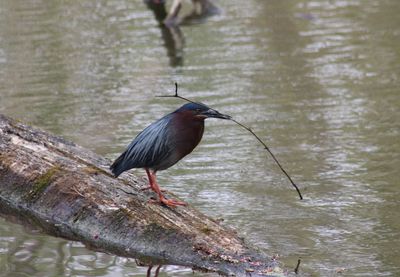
[169,116,205,160]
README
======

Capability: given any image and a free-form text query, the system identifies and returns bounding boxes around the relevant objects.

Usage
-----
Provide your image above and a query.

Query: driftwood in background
[0,114,286,277]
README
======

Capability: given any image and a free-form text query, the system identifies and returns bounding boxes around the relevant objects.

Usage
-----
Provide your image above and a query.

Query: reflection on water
[0,219,193,276]
[145,0,184,67]
[0,0,399,276]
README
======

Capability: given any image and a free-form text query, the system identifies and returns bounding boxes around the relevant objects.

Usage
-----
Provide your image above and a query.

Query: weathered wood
[0,114,286,276]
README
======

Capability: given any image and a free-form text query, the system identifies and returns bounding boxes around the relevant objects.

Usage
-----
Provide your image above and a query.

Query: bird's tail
[110,152,127,177]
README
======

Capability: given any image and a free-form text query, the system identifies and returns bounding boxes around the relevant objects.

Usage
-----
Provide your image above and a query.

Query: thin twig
[294,258,301,274]
[157,82,303,200]
[156,83,195,104]
[231,118,303,200]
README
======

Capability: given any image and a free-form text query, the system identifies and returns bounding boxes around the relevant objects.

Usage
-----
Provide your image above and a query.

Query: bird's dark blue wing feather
[110,114,173,176]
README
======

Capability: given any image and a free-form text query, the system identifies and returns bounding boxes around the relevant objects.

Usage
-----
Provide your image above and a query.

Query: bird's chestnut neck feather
[175,110,206,121]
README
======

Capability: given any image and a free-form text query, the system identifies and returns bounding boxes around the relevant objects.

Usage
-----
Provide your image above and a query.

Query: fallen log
[0,114,286,276]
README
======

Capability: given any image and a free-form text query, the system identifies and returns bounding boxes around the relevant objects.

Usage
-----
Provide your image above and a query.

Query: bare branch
[294,258,301,274]
[230,118,303,200]
[156,82,195,104]
[157,83,304,200]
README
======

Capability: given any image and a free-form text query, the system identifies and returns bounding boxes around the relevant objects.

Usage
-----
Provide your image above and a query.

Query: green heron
[111,102,231,207]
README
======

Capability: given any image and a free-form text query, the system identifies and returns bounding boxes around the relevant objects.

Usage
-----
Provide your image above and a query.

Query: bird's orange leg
[140,174,166,192]
[145,169,187,207]
[140,174,155,191]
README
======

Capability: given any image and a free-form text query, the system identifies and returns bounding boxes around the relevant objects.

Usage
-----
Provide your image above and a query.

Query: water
[0,0,399,276]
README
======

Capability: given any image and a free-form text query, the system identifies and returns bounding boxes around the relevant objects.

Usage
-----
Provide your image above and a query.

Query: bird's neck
[169,111,205,160]
[171,111,205,140]
[176,110,205,122]
[174,111,205,128]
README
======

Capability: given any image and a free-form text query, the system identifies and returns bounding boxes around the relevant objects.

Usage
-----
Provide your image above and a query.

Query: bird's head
[175,102,231,120]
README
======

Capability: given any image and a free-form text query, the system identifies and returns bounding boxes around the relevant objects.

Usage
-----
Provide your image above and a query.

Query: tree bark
[0,114,286,277]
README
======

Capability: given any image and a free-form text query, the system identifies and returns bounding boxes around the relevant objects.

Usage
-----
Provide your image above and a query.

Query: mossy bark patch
[201,226,213,235]
[25,166,61,201]
[82,165,110,176]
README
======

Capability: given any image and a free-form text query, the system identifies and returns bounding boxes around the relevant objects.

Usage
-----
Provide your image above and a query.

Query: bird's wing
[111,115,173,175]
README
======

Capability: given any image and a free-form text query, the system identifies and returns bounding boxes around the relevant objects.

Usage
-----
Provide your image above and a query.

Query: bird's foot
[148,196,187,207]
[140,185,151,191]
[161,197,187,207]
[140,185,167,192]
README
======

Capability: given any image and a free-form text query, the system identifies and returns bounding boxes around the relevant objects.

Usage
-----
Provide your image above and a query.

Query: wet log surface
[0,114,287,277]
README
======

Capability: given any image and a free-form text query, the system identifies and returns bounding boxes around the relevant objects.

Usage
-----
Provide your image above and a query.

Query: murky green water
[1,0,399,276]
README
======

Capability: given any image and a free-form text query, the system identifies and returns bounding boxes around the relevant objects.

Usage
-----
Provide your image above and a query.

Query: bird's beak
[201,108,232,120]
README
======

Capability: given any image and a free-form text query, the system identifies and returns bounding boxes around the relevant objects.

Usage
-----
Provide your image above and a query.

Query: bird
[110,102,231,207]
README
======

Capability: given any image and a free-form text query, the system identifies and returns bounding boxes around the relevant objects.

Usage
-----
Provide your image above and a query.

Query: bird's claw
[161,197,187,207]
[148,197,187,207]
[140,186,167,192]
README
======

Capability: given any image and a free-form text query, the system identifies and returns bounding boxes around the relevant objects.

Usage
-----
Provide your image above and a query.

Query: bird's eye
[195,108,202,113]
